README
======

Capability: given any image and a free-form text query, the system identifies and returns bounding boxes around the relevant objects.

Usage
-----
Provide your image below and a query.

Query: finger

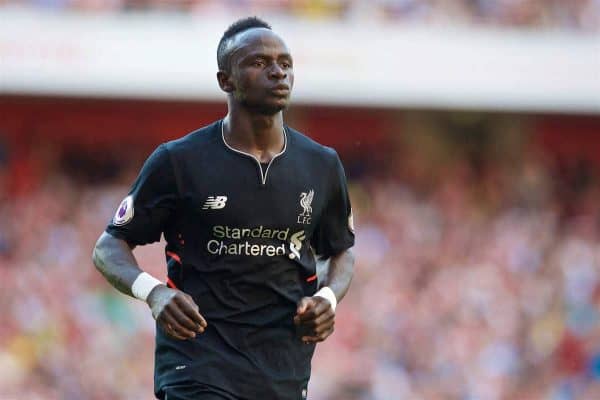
[296,311,317,324]
[177,294,208,329]
[302,325,334,343]
[180,294,208,327]
[313,316,335,334]
[296,297,313,315]
[294,309,317,325]
[294,298,315,325]
[301,334,326,343]
[167,301,202,333]
[163,313,195,339]
[313,297,333,314]
[159,317,190,341]
[160,310,196,339]
[302,306,334,328]
[296,311,330,329]
[166,327,189,341]
[314,317,335,335]
[171,295,206,332]
[296,300,330,323]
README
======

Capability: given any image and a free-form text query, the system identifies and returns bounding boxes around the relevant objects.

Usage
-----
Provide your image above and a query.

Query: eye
[251,59,265,67]
[280,61,292,69]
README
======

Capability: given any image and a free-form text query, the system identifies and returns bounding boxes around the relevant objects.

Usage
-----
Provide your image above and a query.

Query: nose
[268,63,286,80]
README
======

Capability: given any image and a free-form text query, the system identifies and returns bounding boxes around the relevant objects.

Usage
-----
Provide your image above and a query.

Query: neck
[222,104,286,163]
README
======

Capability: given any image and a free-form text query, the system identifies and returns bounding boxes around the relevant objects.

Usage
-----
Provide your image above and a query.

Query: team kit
[106,120,355,399]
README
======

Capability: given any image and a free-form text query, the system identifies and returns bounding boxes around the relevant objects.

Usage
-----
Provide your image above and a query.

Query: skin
[93,233,206,339]
[295,249,354,343]
[92,27,354,343]
[217,27,294,162]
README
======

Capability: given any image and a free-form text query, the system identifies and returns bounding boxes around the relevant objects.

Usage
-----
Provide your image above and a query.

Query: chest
[177,152,330,232]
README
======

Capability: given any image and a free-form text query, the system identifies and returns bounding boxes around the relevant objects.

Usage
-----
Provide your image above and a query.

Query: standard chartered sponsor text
[213,225,290,240]
[208,225,292,256]
[207,240,286,256]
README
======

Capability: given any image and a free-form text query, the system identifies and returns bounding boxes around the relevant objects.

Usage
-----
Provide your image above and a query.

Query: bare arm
[294,247,355,343]
[92,231,142,297]
[92,231,207,339]
[321,247,355,302]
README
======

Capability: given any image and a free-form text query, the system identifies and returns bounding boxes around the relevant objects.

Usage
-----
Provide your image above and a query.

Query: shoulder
[286,126,340,165]
[163,120,222,157]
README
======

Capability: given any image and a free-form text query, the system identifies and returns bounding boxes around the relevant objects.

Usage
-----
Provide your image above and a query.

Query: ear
[217,70,235,93]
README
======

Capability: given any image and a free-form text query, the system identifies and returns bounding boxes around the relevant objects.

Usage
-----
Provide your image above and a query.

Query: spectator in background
[2,119,600,399]
[5,0,599,31]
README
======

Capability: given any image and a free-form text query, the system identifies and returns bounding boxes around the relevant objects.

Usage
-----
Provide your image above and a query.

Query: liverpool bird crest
[298,189,314,224]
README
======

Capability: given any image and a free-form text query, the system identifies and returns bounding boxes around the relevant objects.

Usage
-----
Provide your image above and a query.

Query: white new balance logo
[202,196,228,210]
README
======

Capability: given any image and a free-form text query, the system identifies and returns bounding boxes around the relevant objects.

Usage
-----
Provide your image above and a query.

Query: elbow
[340,247,355,282]
[344,247,355,270]
[347,247,355,263]
[92,239,101,270]
[92,234,107,271]
[92,232,135,272]
[331,247,355,274]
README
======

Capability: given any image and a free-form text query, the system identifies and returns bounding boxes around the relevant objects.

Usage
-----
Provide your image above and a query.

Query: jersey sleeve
[311,150,355,257]
[106,144,178,246]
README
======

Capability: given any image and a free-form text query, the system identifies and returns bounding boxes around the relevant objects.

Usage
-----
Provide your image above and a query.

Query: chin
[244,100,289,115]
[265,103,288,115]
[267,98,291,113]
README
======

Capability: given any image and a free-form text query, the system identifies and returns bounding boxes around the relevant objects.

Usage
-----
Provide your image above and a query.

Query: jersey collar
[220,120,288,185]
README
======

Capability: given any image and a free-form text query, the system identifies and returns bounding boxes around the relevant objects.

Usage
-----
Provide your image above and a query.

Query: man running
[93,16,355,400]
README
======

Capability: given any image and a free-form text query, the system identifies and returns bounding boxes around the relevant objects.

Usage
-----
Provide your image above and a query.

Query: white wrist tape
[131,272,163,302]
[314,286,337,312]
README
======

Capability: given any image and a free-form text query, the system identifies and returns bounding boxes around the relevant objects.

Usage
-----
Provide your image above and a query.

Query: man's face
[225,29,294,115]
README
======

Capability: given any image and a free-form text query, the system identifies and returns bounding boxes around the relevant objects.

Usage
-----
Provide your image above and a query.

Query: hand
[293,296,335,343]
[147,285,207,340]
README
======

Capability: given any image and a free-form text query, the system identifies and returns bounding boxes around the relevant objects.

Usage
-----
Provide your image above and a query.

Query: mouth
[270,89,290,97]
[269,84,290,96]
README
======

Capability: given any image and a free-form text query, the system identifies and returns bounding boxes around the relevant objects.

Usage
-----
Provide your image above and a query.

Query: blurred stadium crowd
[1,113,600,399]
[2,0,599,31]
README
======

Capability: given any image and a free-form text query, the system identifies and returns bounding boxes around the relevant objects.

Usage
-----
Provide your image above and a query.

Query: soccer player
[92,17,355,400]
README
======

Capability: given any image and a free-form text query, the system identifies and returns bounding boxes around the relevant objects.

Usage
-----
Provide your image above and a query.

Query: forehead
[228,28,291,59]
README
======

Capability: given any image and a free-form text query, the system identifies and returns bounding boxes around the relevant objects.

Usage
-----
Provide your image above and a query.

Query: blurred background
[1,1,600,399]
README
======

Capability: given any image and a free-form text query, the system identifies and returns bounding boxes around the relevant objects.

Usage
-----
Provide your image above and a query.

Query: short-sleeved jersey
[106,120,354,400]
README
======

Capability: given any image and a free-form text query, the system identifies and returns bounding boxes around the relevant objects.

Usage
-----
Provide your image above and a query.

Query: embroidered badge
[298,189,314,225]
[113,195,134,226]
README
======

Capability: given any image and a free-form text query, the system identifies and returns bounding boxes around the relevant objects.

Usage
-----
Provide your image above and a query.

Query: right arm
[93,144,206,340]
[93,231,207,340]
[92,231,142,296]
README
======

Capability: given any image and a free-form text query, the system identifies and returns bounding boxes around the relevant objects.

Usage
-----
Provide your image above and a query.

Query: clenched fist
[147,285,207,340]
[293,296,335,343]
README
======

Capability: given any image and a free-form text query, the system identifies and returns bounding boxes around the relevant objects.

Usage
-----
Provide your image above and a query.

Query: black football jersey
[106,120,354,400]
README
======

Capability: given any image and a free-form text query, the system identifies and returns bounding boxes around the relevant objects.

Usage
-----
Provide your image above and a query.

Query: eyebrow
[240,52,293,61]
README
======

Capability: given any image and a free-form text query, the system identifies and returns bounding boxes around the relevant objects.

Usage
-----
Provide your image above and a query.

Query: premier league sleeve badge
[113,195,134,226]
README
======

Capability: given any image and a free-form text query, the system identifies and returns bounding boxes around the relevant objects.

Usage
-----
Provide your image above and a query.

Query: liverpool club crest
[297,189,314,225]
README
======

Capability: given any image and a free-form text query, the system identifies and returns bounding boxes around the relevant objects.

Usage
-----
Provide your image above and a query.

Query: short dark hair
[217,17,272,71]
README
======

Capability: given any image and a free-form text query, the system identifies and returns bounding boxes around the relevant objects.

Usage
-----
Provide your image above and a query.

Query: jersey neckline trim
[220,119,288,186]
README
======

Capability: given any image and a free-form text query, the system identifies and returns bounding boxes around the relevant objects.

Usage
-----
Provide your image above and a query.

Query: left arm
[295,149,355,343]
[294,247,355,343]
[321,247,355,302]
